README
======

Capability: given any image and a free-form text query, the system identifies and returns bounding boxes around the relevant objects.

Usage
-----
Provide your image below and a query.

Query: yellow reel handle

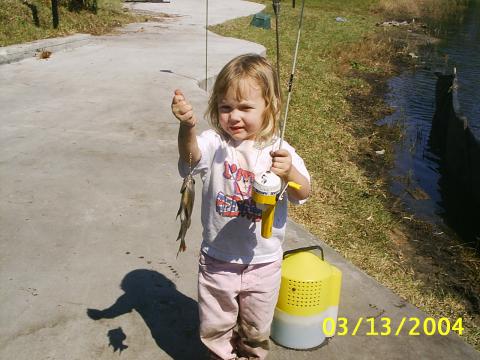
[287,181,302,190]
[278,181,302,200]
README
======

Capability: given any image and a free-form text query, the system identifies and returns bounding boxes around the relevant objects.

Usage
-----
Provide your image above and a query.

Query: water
[379,0,480,243]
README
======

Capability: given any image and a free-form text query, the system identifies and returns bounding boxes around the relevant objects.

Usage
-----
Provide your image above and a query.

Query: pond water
[378,0,480,245]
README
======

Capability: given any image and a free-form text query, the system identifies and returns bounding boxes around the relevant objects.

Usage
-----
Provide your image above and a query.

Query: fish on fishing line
[176,171,195,256]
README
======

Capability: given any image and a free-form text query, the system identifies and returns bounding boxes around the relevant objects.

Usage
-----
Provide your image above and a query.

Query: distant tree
[68,0,97,13]
[51,0,59,28]
[22,1,40,27]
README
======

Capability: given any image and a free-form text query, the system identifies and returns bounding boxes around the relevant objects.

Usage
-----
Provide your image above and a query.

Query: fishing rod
[273,0,281,88]
[205,0,209,92]
[252,0,306,239]
[278,0,306,150]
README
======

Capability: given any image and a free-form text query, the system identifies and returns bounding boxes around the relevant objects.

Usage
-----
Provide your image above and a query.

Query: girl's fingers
[272,158,290,168]
[178,110,194,122]
[270,151,291,169]
[172,88,187,104]
[174,89,184,99]
[271,155,292,178]
[272,161,286,169]
[172,97,192,110]
[173,104,192,116]
[172,95,185,104]
[270,167,287,178]
[270,149,289,157]
[273,165,288,173]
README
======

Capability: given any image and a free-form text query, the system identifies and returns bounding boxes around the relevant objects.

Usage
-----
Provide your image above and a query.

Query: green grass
[0,0,144,46]
[211,0,479,350]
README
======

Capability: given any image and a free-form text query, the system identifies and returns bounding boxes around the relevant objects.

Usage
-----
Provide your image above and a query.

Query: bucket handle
[283,245,324,261]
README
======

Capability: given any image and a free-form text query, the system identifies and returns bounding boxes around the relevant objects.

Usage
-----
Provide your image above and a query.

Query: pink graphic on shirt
[216,161,262,221]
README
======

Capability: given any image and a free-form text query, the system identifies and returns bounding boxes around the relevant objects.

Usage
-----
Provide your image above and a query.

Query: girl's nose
[229,109,242,122]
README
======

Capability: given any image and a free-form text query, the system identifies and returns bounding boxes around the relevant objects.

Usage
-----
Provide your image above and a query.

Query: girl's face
[218,79,266,142]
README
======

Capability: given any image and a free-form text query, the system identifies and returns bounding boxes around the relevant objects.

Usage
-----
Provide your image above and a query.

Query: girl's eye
[219,106,231,112]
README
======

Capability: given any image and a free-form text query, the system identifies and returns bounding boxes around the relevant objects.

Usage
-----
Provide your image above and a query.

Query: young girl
[171,53,310,360]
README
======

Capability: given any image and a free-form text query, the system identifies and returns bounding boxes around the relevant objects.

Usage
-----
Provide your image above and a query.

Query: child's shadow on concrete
[87,269,206,359]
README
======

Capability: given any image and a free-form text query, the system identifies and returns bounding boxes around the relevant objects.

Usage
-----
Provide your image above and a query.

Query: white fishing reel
[252,171,301,238]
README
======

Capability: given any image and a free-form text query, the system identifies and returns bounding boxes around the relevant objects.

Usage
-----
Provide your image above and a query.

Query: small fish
[176,173,195,256]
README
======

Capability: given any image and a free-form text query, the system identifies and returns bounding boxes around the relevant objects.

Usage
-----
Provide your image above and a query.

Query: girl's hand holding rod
[270,149,310,202]
[171,89,201,166]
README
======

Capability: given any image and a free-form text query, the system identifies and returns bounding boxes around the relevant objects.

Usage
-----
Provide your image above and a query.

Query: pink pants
[198,252,282,360]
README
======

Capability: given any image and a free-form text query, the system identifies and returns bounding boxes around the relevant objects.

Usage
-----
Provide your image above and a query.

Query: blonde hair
[206,54,282,145]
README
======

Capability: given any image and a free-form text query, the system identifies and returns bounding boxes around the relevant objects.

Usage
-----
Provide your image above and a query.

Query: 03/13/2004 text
[324,317,464,336]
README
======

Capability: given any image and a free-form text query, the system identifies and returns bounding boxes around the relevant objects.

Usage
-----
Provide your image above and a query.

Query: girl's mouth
[230,126,243,132]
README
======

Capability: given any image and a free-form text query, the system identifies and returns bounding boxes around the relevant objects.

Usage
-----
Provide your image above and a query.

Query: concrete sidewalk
[0,1,478,359]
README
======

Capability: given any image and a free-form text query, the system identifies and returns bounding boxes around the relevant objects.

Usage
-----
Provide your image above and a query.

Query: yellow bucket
[270,246,342,349]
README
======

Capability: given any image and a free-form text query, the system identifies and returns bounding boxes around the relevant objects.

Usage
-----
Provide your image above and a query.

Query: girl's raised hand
[171,89,197,127]
[270,149,292,180]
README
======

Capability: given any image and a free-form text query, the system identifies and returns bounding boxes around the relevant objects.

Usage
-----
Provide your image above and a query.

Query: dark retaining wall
[430,71,480,248]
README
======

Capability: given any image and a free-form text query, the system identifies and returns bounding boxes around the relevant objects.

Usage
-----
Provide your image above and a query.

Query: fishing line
[273,0,281,87]
[278,0,306,150]
[205,0,209,92]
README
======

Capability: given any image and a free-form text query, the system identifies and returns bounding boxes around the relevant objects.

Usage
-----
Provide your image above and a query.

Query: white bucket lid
[253,171,282,195]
